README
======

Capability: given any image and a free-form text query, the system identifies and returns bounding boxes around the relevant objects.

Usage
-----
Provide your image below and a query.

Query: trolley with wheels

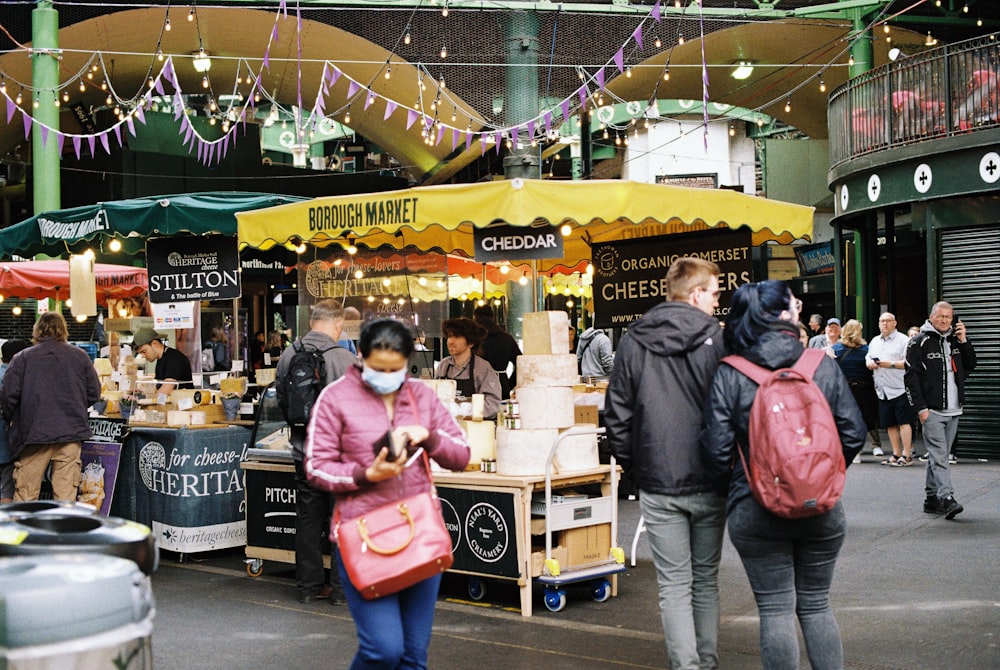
[535,426,626,612]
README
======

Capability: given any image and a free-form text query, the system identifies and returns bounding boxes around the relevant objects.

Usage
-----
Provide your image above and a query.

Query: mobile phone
[871,357,880,363]
[952,313,960,327]
[373,430,408,461]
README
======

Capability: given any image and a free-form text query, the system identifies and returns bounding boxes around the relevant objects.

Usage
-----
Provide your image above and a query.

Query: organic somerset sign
[591,228,752,328]
[146,234,241,303]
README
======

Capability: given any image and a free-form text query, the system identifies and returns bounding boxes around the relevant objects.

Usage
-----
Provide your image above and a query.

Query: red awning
[0,260,148,304]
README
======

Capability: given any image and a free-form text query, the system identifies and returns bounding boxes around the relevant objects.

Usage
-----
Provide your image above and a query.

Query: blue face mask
[361,364,408,395]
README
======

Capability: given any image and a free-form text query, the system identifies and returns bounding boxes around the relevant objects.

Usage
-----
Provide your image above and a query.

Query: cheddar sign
[473,224,564,262]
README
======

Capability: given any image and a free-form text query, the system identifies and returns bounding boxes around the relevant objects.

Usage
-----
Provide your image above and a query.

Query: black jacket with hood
[605,301,725,496]
[904,321,976,414]
[700,326,866,514]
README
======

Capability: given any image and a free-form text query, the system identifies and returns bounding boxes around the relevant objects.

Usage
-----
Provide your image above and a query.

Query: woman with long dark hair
[701,280,865,670]
[305,319,470,669]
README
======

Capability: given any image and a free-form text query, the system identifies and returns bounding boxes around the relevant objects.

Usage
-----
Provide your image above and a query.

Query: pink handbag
[335,454,454,600]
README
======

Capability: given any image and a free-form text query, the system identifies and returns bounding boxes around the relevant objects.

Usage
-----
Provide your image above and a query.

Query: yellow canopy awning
[237,179,813,274]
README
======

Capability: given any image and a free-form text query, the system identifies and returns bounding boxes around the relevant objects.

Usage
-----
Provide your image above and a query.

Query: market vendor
[435,317,501,420]
[132,327,193,395]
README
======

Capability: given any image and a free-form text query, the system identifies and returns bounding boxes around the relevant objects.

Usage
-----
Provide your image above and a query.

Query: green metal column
[502,11,541,181]
[31,1,61,216]
[848,6,874,325]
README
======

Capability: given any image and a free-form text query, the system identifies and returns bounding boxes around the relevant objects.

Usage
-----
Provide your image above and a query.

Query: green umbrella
[0,192,306,258]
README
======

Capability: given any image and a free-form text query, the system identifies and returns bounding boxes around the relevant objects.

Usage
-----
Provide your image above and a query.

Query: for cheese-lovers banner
[236,179,814,274]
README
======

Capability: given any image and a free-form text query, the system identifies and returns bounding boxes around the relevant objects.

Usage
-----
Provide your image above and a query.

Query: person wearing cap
[131,327,193,395]
[808,317,842,351]
[0,313,101,502]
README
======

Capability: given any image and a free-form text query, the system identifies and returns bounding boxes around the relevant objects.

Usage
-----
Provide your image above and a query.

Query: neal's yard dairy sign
[146,234,241,303]
[473,224,564,262]
[592,228,752,328]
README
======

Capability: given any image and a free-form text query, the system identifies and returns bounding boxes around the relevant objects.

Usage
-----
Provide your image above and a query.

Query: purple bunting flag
[544,111,553,135]
[406,109,418,130]
[113,124,122,145]
[632,26,643,49]
[127,116,136,137]
[40,125,49,147]
[596,68,606,90]
[512,126,520,147]
[613,50,624,74]
[578,87,587,107]
[5,99,15,125]
[87,135,96,156]
[364,91,375,110]
[73,135,82,160]
[561,99,570,122]
[384,100,398,120]
[57,132,65,155]
[99,132,110,155]
[329,67,342,85]
[494,131,502,154]
[452,129,460,151]
[22,113,31,139]
[652,0,662,22]
[154,78,165,96]
[135,106,146,125]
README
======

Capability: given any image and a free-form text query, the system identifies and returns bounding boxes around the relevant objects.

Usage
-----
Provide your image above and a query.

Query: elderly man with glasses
[866,313,917,466]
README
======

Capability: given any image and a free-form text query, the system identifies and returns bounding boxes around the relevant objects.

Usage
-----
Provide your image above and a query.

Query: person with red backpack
[700,281,865,670]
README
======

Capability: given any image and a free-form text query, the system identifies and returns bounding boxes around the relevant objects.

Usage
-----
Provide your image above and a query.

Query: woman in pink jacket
[306,318,469,670]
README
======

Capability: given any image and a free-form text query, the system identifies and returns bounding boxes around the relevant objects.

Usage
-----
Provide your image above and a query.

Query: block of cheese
[460,419,496,465]
[167,411,191,427]
[517,386,574,429]
[517,354,578,387]
[496,427,558,476]
[522,311,570,355]
[553,428,600,472]
[188,411,207,426]
[420,379,456,405]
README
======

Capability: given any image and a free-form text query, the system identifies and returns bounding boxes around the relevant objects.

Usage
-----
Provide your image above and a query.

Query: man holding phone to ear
[904,301,976,519]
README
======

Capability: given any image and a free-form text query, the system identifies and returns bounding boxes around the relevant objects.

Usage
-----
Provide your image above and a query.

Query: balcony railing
[829,35,1000,168]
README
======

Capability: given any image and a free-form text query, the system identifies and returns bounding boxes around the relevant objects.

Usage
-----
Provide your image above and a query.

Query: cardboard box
[530,545,568,577]
[563,523,611,567]
[574,405,599,425]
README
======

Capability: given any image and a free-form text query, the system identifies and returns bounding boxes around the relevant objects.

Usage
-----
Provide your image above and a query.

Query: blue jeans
[922,412,959,499]
[727,497,846,670]
[640,490,726,670]
[336,549,442,670]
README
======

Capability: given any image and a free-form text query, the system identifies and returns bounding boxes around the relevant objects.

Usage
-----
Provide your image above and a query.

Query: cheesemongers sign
[592,228,752,328]
[146,234,241,303]
[473,224,564,262]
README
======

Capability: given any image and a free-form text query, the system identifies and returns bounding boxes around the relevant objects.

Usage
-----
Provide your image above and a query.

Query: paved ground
[150,438,1000,669]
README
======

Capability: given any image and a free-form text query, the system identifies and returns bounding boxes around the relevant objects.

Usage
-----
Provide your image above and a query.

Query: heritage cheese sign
[146,234,241,303]
[591,228,753,328]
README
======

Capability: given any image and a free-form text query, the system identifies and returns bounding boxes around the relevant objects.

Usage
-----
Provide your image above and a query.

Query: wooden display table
[432,465,618,617]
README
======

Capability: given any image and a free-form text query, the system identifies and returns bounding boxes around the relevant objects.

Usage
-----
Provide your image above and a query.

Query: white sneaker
[948,454,958,465]
[872,447,885,457]
[852,453,862,464]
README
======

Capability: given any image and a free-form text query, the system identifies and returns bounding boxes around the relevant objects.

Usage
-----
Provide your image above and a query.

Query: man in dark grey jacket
[275,299,359,604]
[605,257,726,670]
[1,312,101,501]
[904,301,976,519]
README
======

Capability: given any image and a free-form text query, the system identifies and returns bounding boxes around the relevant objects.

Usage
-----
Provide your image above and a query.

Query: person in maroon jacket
[306,319,469,669]
[1,312,101,502]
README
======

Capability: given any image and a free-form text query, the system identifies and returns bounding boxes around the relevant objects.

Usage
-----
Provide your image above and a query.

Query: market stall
[0,259,148,304]
[235,178,814,273]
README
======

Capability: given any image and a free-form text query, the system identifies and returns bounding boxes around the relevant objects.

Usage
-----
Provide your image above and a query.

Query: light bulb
[757,115,764,127]
[346,244,358,255]
[439,76,446,89]
[188,7,195,21]
[165,17,171,31]
[655,36,662,48]
[209,98,217,111]
[109,238,122,252]
[254,92,260,103]
[101,80,108,91]
[440,45,448,59]
[87,71,93,80]
[62,91,69,102]
[12,306,21,316]
[157,49,164,62]
[384,66,391,80]
[560,224,572,236]
[849,54,854,66]
[354,270,364,279]
[106,94,113,105]
[79,80,86,92]
[404,30,411,45]
[33,97,39,109]
[663,68,670,82]
[626,67,632,78]
[784,99,792,113]
[202,75,209,89]
[148,77,154,89]
[678,33,685,45]
[53,98,59,107]
[603,128,609,139]
[209,117,216,125]
[884,23,890,34]
[615,134,621,146]
[729,123,735,137]
[442,6,448,17]
[344,108,351,124]
[820,80,827,93]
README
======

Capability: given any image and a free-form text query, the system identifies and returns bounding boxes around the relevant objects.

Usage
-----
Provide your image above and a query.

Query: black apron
[439,358,478,399]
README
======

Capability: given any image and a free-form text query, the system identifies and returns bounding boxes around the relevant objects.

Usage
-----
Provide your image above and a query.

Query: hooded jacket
[304,366,470,525]
[577,327,615,377]
[700,327,866,514]
[904,321,976,414]
[604,301,724,496]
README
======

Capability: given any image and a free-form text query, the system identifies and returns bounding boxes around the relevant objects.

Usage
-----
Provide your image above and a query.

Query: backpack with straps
[279,339,334,427]
[722,348,845,519]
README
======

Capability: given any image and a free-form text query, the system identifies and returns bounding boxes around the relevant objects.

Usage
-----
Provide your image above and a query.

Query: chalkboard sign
[437,486,520,578]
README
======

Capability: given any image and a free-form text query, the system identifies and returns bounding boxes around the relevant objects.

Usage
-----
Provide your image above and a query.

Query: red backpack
[722,348,845,519]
